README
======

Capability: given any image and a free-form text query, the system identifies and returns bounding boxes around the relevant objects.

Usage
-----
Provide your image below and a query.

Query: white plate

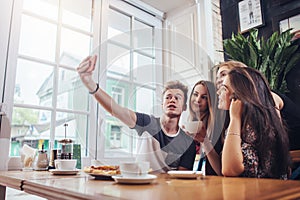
[49,169,80,175]
[112,174,157,184]
[167,170,204,179]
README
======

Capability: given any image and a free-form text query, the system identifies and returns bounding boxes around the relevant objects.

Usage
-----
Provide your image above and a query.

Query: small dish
[49,169,80,175]
[112,174,157,184]
[167,170,204,179]
[83,165,120,180]
[85,172,114,180]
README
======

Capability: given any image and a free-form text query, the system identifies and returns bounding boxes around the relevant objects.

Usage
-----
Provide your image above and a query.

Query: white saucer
[112,174,157,184]
[167,170,204,179]
[49,169,80,175]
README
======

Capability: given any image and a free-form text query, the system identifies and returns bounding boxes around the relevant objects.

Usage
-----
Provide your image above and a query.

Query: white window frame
[2,0,101,168]
[95,0,163,163]
[1,0,163,168]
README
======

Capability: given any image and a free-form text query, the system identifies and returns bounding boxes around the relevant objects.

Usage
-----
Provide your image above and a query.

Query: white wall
[0,0,14,171]
[0,1,14,102]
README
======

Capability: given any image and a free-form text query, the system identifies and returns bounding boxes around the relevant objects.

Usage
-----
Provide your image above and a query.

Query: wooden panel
[290,150,300,163]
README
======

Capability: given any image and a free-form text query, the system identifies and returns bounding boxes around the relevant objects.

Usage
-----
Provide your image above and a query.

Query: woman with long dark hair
[218,67,290,178]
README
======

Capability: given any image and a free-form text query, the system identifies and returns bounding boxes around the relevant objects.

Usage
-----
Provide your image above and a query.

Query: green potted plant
[222,29,300,93]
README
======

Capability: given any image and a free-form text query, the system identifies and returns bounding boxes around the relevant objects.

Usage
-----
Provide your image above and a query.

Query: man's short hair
[162,80,188,106]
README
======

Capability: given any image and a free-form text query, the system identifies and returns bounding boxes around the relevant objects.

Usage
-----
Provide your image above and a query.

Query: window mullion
[128,15,135,156]
[49,0,63,150]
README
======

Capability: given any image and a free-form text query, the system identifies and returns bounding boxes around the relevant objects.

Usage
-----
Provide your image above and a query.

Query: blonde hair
[188,80,216,139]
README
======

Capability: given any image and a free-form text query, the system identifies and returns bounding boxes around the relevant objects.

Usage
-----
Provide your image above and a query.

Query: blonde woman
[185,80,222,175]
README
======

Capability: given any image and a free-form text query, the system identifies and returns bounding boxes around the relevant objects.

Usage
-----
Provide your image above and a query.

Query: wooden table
[0,170,85,199]
[1,170,300,200]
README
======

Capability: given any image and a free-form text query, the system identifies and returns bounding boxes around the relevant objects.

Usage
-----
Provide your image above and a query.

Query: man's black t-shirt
[133,112,196,170]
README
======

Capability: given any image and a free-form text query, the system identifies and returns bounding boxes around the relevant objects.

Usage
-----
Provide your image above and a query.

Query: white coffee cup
[54,159,77,171]
[120,161,150,177]
[182,121,202,134]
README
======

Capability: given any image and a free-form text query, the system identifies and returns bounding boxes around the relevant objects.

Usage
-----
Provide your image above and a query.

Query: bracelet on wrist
[89,83,99,94]
[226,133,241,137]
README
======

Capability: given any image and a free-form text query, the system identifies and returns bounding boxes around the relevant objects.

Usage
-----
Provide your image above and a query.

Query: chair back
[290,150,300,163]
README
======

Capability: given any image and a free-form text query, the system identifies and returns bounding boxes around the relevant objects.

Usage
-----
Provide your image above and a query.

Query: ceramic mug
[182,121,202,135]
[54,159,77,171]
[120,161,150,177]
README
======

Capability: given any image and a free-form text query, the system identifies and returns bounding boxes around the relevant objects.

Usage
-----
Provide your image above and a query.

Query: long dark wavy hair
[228,67,290,178]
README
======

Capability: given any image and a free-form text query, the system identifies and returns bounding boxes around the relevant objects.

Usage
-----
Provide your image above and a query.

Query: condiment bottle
[33,144,49,170]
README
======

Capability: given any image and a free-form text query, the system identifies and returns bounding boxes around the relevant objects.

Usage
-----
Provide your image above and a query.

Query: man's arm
[77,55,137,128]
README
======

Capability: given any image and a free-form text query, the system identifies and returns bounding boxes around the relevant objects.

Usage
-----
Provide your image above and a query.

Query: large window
[5,0,162,164]
[97,1,162,160]
[9,0,94,157]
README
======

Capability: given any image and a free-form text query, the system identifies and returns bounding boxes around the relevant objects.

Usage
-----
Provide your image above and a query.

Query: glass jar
[59,139,73,159]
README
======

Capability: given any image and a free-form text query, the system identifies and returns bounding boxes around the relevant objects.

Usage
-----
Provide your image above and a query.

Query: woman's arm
[201,137,222,175]
[193,124,222,175]
[77,55,137,128]
[222,99,244,176]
